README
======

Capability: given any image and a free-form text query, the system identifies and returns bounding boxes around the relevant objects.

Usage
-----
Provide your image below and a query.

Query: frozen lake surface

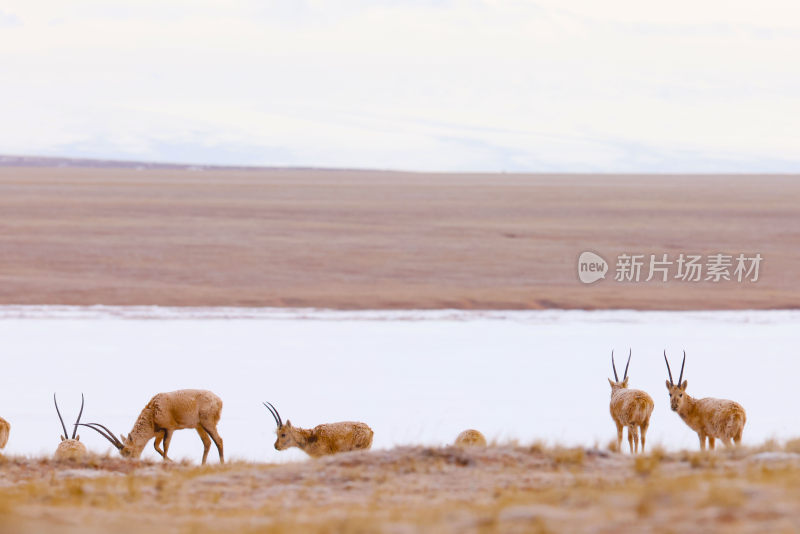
[1,306,798,462]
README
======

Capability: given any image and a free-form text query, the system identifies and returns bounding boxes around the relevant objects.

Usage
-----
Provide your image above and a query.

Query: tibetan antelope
[454,429,487,448]
[54,393,88,460]
[665,351,746,450]
[80,389,224,464]
[608,349,654,454]
[0,416,9,450]
[263,402,373,457]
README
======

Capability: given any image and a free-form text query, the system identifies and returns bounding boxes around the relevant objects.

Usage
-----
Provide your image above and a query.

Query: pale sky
[1,1,799,172]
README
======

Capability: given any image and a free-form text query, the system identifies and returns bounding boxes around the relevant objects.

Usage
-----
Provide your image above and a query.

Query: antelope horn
[72,393,85,439]
[611,350,619,382]
[678,350,686,385]
[263,402,282,428]
[78,423,124,450]
[623,348,631,380]
[263,402,282,427]
[664,350,673,385]
[263,402,276,424]
[53,393,68,439]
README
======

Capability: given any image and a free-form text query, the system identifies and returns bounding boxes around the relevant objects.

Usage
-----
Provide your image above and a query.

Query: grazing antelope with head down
[54,393,88,460]
[608,349,654,454]
[80,389,224,464]
[665,351,746,450]
[0,416,9,450]
[264,402,373,457]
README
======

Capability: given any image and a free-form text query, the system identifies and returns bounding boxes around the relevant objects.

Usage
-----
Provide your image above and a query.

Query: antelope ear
[285,420,292,428]
[680,380,688,390]
[120,434,127,443]
[608,378,615,387]
[622,377,629,387]
[60,435,65,442]
[76,435,80,441]
[665,380,671,389]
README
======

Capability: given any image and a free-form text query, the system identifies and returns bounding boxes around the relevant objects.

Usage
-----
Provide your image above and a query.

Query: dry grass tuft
[783,438,800,454]
[686,451,720,469]
[549,447,585,467]
[634,454,662,476]
[528,441,546,454]
[703,484,746,509]
[753,438,782,453]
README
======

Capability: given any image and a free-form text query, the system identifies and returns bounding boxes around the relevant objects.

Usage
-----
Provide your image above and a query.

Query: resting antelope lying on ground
[0,416,9,450]
[665,351,746,450]
[264,402,373,457]
[608,349,654,454]
[54,393,88,460]
[454,429,487,448]
[80,389,224,464]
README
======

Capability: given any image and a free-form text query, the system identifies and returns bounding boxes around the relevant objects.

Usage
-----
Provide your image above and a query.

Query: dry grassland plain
[2,444,800,533]
[0,166,797,309]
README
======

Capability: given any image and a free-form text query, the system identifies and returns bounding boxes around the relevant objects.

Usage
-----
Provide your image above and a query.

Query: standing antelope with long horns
[54,393,88,460]
[608,349,654,454]
[264,402,373,457]
[79,389,224,464]
[0,416,9,450]
[665,351,746,450]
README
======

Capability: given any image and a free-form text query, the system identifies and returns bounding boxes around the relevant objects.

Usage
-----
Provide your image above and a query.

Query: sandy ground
[1,445,800,533]
[0,166,798,310]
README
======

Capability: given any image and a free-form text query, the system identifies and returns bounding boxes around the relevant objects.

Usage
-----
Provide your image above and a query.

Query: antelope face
[264,401,299,451]
[274,421,298,451]
[666,380,688,412]
[118,433,142,458]
[664,350,688,412]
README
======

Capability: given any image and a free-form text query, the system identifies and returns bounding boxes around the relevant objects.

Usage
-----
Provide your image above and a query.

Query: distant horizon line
[1,153,799,176]
[0,305,797,321]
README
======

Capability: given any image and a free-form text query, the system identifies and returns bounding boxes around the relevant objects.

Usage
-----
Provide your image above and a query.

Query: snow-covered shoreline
[0,307,797,461]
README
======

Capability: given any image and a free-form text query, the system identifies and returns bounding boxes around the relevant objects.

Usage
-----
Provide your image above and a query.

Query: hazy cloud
[0,9,21,27]
[0,0,798,171]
